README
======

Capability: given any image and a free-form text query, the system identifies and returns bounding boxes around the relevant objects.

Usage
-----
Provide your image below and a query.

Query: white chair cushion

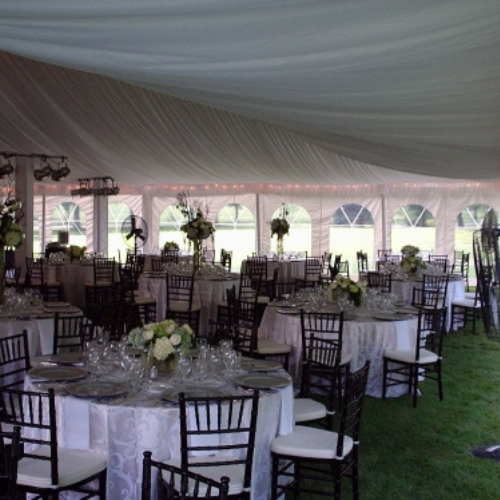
[452,298,480,308]
[18,446,107,489]
[293,398,327,423]
[257,339,291,355]
[134,296,157,306]
[167,455,246,496]
[271,425,353,460]
[168,302,202,312]
[384,348,439,364]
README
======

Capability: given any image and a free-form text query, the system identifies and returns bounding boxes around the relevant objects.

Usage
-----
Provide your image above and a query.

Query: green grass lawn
[292,320,500,499]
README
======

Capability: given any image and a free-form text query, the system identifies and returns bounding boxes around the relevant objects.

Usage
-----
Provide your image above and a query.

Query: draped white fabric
[1,1,500,188]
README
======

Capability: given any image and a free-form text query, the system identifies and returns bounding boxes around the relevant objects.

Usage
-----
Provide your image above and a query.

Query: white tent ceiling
[1,1,500,188]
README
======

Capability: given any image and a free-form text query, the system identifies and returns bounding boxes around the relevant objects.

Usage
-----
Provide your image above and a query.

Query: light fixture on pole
[71,177,120,197]
[34,157,53,181]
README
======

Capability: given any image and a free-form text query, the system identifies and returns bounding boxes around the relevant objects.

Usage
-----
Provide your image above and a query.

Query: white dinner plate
[233,373,290,390]
[66,381,128,398]
[47,353,86,366]
[161,388,223,403]
[395,306,419,315]
[372,313,413,321]
[240,358,283,372]
[44,302,71,308]
[28,366,88,381]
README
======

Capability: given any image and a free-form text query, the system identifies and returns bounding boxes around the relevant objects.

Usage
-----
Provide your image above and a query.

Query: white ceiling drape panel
[1,2,500,187]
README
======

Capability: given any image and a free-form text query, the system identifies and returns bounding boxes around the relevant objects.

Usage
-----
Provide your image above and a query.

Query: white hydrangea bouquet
[128,319,194,363]
[327,274,367,307]
[400,245,426,276]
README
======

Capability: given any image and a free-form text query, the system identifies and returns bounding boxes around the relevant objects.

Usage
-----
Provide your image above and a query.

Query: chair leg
[382,359,388,399]
[412,366,419,408]
[437,360,443,401]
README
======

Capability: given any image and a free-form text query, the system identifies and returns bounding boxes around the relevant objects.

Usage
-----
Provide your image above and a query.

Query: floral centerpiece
[0,197,24,305]
[67,244,87,262]
[128,319,194,369]
[327,274,367,307]
[270,204,290,258]
[400,245,426,276]
[177,191,215,268]
[163,241,179,252]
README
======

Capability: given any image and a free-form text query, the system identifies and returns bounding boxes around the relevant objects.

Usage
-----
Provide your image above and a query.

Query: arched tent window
[391,204,435,255]
[331,203,375,275]
[271,204,311,255]
[159,204,188,251]
[215,203,255,271]
[455,203,497,279]
[51,202,86,248]
[108,201,133,261]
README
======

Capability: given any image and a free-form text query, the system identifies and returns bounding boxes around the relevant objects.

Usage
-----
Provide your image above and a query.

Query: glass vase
[277,236,284,260]
[193,239,202,270]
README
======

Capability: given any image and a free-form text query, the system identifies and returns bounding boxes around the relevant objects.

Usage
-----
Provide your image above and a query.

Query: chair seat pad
[293,398,327,423]
[257,339,291,355]
[271,425,353,460]
[166,455,246,496]
[384,348,439,364]
[134,296,157,306]
[84,281,114,287]
[168,302,202,313]
[18,446,107,489]
[452,299,481,308]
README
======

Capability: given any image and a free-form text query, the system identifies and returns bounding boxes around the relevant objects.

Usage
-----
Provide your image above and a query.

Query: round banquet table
[139,274,240,334]
[391,276,465,331]
[258,304,419,398]
[46,263,95,309]
[241,259,306,282]
[25,365,294,500]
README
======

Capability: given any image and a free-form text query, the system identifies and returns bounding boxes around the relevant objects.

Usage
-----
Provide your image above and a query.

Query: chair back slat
[0,331,31,390]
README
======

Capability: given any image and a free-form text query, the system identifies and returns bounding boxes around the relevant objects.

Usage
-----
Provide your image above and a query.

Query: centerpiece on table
[177,191,215,269]
[270,204,290,259]
[67,244,87,262]
[327,274,367,307]
[128,319,194,371]
[163,241,179,252]
[0,197,24,305]
[400,245,426,277]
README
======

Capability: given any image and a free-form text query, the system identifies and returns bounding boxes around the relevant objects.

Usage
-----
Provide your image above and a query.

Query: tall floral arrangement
[400,245,426,276]
[177,192,215,268]
[0,197,24,304]
[128,319,194,363]
[271,204,290,258]
[327,274,366,307]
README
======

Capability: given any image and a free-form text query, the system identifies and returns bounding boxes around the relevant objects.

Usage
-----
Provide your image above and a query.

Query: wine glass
[176,354,192,388]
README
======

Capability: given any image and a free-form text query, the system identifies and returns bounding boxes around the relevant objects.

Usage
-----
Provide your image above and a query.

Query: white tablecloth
[25,370,294,500]
[0,316,55,358]
[259,306,419,398]
[47,263,95,309]
[139,275,240,334]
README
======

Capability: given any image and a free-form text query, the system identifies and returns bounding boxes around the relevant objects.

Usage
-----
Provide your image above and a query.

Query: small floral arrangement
[327,274,367,307]
[401,245,420,257]
[400,245,426,275]
[163,241,179,252]
[177,191,215,243]
[271,204,290,238]
[67,245,86,261]
[128,319,194,362]
[0,198,24,249]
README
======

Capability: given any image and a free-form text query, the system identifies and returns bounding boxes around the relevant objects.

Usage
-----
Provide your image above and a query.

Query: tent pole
[256,193,261,254]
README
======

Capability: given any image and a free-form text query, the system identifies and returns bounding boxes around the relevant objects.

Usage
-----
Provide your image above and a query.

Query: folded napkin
[395,320,411,350]
[278,382,294,436]
[62,396,91,449]
[187,403,219,456]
